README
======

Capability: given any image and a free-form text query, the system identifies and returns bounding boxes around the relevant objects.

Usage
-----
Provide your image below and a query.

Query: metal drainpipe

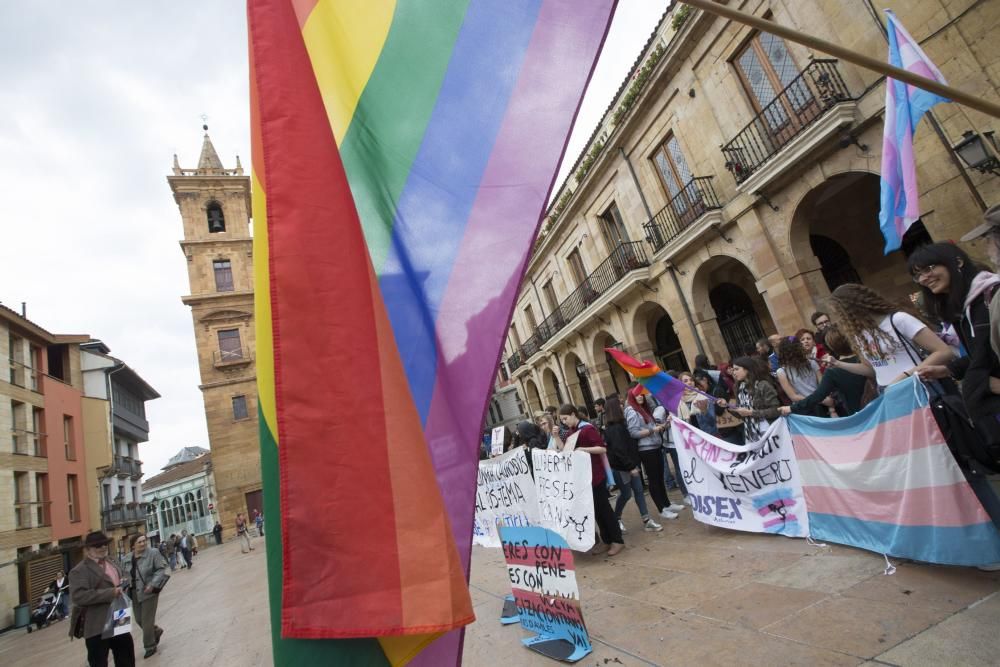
[618,146,707,356]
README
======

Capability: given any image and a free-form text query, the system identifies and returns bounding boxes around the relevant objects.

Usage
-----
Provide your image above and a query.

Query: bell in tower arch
[207,201,226,233]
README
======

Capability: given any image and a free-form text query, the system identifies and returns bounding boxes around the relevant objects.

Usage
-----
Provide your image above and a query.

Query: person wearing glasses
[69,531,135,666]
[122,534,168,658]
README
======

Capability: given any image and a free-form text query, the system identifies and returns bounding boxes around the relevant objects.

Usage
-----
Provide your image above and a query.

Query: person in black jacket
[780,326,868,417]
[602,395,662,533]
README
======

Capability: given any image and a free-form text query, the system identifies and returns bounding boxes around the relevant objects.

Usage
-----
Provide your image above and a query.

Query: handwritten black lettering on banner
[671,418,809,537]
[473,447,539,548]
[532,449,594,551]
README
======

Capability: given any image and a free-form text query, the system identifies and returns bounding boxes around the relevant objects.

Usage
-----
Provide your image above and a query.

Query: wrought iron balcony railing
[506,351,523,372]
[721,59,853,184]
[642,176,723,252]
[515,242,650,363]
[103,505,147,527]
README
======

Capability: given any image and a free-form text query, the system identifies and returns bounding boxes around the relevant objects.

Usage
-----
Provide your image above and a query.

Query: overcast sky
[0,0,669,477]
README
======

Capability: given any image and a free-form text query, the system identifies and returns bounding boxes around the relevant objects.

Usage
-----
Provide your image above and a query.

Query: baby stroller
[26,589,63,633]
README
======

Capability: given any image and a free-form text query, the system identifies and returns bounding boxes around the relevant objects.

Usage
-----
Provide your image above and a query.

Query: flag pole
[678,0,1000,120]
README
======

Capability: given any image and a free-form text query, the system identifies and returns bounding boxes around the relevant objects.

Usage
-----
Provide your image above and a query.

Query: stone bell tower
[167,126,262,534]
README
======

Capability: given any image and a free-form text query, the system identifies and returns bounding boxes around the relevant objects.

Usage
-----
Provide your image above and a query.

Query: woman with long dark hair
[557,404,625,556]
[779,325,869,417]
[775,336,829,417]
[716,356,781,442]
[602,395,662,533]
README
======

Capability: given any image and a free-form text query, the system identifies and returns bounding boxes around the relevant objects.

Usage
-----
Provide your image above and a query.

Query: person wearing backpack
[602,395,662,533]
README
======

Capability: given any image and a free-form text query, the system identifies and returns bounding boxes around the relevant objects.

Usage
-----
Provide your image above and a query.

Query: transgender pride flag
[789,377,1000,567]
[878,10,949,253]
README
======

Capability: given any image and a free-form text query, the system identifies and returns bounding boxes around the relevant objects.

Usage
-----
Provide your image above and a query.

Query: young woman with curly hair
[716,356,781,442]
[775,336,828,416]
[795,328,827,365]
[826,283,954,388]
[779,325,869,417]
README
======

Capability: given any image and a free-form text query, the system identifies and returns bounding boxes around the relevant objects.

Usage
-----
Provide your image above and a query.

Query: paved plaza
[1,517,999,666]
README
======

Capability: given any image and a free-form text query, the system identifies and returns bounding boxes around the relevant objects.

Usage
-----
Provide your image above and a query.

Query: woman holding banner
[716,357,781,442]
[557,404,625,555]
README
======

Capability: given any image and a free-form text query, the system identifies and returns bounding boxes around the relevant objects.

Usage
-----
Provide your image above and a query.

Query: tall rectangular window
[652,135,694,204]
[213,259,234,292]
[567,249,587,286]
[232,395,249,420]
[733,32,812,140]
[63,415,75,460]
[36,474,50,526]
[217,329,243,361]
[598,203,630,250]
[67,474,80,522]
[523,304,537,330]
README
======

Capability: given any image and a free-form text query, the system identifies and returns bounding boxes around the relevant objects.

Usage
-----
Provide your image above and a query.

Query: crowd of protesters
[494,205,1000,564]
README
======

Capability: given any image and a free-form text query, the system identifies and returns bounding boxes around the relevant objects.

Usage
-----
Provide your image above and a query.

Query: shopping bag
[101,593,132,638]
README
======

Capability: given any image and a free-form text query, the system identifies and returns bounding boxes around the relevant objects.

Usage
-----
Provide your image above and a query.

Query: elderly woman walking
[122,534,168,659]
[69,531,135,667]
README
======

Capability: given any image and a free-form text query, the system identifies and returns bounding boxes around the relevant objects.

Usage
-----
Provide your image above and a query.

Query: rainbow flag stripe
[606,348,686,413]
[789,378,1000,566]
[249,1,616,665]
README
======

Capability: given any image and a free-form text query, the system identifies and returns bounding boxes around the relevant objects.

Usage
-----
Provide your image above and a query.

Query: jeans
[168,553,177,571]
[85,632,135,667]
[638,448,673,512]
[662,448,678,488]
[665,448,688,496]
[592,484,623,546]
[181,548,193,568]
[613,469,649,519]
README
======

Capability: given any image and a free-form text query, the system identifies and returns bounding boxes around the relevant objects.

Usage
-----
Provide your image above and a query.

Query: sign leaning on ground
[671,417,809,537]
[473,447,540,548]
[499,525,593,663]
[531,449,595,551]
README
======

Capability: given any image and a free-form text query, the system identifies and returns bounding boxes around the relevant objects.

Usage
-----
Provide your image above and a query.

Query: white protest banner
[473,447,539,548]
[671,417,809,537]
[490,425,505,457]
[532,449,595,551]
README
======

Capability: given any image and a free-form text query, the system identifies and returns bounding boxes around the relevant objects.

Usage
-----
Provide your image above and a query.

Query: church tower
[167,127,262,532]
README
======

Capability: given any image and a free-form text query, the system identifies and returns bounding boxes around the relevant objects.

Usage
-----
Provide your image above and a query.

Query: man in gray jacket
[122,534,168,658]
[69,531,135,666]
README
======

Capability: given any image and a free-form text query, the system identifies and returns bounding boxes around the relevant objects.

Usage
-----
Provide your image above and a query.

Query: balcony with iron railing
[512,242,650,365]
[506,350,523,373]
[721,59,854,186]
[110,455,143,479]
[7,359,41,392]
[642,176,723,253]
[11,429,47,457]
[103,505,147,528]
[213,349,254,368]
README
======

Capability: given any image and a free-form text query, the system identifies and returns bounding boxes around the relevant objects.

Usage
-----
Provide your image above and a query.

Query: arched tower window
[207,201,226,233]
[160,500,171,527]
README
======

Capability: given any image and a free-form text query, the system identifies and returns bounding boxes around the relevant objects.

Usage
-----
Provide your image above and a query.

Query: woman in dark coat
[602,396,662,533]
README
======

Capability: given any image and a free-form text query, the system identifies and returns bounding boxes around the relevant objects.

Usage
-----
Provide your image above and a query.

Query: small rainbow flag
[878,9,949,253]
[249,1,616,665]
[605,348,687,414]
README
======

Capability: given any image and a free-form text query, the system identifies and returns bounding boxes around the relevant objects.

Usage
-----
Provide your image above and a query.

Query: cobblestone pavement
[2,512,998,666]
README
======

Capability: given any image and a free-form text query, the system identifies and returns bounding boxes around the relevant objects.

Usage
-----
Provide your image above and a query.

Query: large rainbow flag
[248,1,616,665]
[605,348,688,413]
[790,377,1000,566]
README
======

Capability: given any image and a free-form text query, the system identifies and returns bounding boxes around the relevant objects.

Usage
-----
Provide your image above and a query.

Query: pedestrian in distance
[68,531,136,667]
[179,531,195,569]
[122,534,167,659]
[603,395,662,533]
[48,569,70,620]
[557,404,625,556]
[236,513,254,553]
[163,534,177,572]
[254,509,265,537]
[625,385,684,520]
[212,522,223,545]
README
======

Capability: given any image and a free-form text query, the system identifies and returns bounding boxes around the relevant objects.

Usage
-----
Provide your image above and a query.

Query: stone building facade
[168,131,263,533]
[503,0,1000,414]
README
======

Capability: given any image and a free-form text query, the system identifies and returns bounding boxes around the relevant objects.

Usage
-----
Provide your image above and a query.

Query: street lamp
[953,130,1000,176]
[575,361,588,377]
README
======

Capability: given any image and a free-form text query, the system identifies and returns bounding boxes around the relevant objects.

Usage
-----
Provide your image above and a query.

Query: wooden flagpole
[678,0,1000,120]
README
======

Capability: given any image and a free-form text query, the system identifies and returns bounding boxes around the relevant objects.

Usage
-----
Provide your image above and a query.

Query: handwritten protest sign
[473,447,539,548]
[490,425,506,457]
[531,449,595,551]
[499,526,593,662]
[671,417,808,537]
